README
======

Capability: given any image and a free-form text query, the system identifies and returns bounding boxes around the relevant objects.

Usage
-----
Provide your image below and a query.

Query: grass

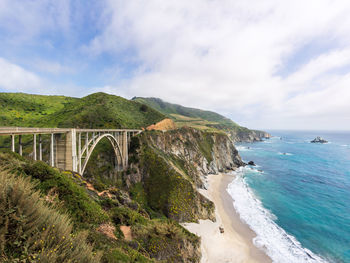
[132,97,241,131]
[0,171,100,263]
[0,92,165,129]
[0,152,203,262]
[140,144,200,222]
[0,153,108,228]
[132,97,269,141]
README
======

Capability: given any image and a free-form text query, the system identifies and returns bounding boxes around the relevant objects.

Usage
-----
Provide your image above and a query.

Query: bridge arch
[80,133,124,175]
[0,127,141,173]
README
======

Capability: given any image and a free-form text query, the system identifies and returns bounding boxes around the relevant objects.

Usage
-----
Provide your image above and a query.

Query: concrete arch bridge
[0,127,141,175]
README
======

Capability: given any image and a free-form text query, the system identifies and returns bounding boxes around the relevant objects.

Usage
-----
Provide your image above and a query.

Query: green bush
[141,147,197,221]
[133,219,200,262]
[0,171,100,262]
[23,161,108,228]
[111,207,147,226]
[102,248,131,262]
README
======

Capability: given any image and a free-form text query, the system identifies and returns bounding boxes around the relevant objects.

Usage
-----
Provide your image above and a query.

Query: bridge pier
[33,134,37,160]
[39,134,42,161]
[19,135,22,156]
[11,135,15,152]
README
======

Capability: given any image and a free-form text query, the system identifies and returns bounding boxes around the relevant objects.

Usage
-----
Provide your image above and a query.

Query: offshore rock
[311,136,328,143]
[248,161,256,166]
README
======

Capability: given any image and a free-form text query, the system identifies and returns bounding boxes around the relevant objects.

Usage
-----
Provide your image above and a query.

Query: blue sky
[1,0,350,130]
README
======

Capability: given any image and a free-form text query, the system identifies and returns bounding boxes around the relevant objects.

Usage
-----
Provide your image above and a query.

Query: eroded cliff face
[145,128,244,174]
[126,127,244,224]
[229,128,271,142]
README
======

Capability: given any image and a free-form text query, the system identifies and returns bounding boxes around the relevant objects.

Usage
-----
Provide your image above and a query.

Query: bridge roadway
[0,127,142,175]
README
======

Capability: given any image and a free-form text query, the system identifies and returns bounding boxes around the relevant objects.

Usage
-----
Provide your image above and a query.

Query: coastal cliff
[125,127,244,224]
[229,128,271,142]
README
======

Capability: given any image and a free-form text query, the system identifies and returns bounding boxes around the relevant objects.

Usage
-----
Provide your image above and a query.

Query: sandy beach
[182,173,272,263]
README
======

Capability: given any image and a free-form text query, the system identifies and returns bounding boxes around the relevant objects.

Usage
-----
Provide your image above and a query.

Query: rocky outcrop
[311,136,328,143]
[128,127,244,223]
[144,127,244,174]
[229,128,271,142]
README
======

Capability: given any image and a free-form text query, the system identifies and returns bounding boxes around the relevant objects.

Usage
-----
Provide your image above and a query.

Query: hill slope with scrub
[0,92,165,129]
[133,97,270,141]
[0,125,244,262]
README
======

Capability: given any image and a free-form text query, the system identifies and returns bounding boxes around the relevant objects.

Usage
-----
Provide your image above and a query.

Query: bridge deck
[0,127,142,135]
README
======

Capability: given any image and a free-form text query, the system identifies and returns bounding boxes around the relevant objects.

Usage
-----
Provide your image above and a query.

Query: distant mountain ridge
[0,92,269,141]
[132,97,270,142]
[132,97,240,129]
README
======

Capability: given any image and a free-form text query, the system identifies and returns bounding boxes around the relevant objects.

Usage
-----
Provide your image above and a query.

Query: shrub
[139,104,148,112]
[132,219,200,262]
[0,171,100,262]
[141,147,197,221]
[111,207,147,226]
[23,161,108,228]
[102,248,131,262]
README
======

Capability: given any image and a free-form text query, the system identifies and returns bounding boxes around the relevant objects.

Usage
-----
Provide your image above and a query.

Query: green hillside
[0,92,165,129]
[132,97,241,131]
[0,151,200,262]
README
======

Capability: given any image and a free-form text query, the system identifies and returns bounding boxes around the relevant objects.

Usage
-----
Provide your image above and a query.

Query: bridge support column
[55,129,78,172]
[39,134,42,161]
[71,129,78,172]
[122,131,128,168]
[86,132,89,153]
[78,132,82,174]
[50,134,55,166]
[11,135,15,152]
[33,134,37,160]
[19,135,22,156]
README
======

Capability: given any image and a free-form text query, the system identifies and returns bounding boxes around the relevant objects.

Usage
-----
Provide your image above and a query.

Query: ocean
[228,130,350,263]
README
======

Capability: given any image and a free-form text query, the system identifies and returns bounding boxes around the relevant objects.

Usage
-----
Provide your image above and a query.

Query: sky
[1,0,350,130]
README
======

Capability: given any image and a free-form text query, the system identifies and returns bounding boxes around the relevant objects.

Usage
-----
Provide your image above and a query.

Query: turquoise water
[229,131,350,263]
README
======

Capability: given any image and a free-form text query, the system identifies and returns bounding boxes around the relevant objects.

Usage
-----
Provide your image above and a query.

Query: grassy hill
[133,97,242,130]
[0,151,200,262]
[0,92,165,129]
[132,97,270,141]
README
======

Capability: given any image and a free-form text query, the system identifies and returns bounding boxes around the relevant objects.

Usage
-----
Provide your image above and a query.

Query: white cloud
[0,58,42,92]
[0,57,84,97]
[0,0,71,42]
[30,59,75,75]
[84,0,350,129]
[2,0,350,130]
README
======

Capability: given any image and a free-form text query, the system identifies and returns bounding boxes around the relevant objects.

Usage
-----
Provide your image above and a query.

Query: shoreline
[182,173,272,263]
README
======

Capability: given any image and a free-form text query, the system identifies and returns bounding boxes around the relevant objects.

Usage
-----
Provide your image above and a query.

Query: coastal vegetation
[132,97,269,141]
[0,152,201,262]
[0,92,165,129]
[0,91,265,262]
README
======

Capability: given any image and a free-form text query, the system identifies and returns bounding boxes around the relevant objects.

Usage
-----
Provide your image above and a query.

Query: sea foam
[236,146,252,151]
[227,168,329,263]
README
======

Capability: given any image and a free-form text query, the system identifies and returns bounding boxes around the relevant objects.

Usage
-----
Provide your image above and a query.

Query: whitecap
[244,166,264,174]
[227,169,328,263]
[278,152,293,156]
[236,146,252,151]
